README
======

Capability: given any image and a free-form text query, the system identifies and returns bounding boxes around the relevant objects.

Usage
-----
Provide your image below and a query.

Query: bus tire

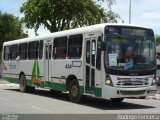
[69,79,81,103]
[19,74,29,92]
[110,98,124,102]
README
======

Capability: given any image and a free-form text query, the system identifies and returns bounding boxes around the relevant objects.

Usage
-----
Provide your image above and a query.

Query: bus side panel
[2,59,45,88]
[50,59,84,93]
[2,60,20,84]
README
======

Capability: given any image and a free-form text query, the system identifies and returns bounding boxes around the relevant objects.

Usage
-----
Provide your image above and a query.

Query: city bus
[2,23,157,103]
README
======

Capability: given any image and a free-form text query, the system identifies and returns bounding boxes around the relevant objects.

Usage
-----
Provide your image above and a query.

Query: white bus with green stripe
[2,23,157,103]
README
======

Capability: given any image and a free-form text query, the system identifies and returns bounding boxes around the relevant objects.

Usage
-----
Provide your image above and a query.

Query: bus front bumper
[102,85,157,99]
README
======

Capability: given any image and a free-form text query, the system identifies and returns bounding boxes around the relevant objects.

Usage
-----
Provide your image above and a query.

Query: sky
[0,0,160,37]
[112,0,160,35]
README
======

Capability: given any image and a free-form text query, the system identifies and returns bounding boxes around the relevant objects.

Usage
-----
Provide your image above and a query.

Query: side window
[39,40,43,59]
[19,43,27,60]
[10,44,18,60]
[68,34,83,59]
[96,36,102,70]
[86,41,90,64]
[53,37,67,59]
[91,40,96,66]
[4,46,10,61]
[28,41,39,59]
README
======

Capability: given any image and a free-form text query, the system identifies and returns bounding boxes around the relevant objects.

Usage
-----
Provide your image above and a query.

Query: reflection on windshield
[105,37,156,70]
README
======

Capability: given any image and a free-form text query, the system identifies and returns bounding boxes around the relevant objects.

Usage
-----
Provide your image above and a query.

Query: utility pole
[129,0,131,24]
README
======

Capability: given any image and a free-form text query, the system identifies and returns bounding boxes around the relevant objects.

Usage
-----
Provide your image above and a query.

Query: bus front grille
[119,90,146,95]
[116,77,149,87]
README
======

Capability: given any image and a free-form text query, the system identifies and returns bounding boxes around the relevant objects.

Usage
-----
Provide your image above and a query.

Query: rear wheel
[69,79,81,103]
[110,98,124,102]
[19,74,34,92]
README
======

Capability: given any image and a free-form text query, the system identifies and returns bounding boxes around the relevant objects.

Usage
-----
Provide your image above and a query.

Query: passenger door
[85,38,96,92]
[85,36,102,96]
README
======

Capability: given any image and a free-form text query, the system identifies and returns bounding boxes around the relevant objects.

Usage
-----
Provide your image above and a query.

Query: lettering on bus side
[9,63,16,69]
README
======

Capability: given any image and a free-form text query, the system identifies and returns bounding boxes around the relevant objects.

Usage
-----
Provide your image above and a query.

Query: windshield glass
[105,27,156,71]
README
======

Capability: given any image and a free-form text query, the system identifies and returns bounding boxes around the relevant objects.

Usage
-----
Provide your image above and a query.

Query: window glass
[39,40,43,59]
[105,37,155,70]
[86,41,90,64]
[28,41,39,59]
[86,66,90,88]
[96,36,102,69]
[91,40,96,66]
[19,43,27,60]
[53,37,67,59]
[68,34,83,59]
[10,44,18,60]
[46,45,51,59]
[4,46,10,61]
[91,68,95,88]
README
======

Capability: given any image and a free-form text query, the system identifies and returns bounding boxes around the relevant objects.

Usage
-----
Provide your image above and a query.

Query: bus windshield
[105,26,156,71]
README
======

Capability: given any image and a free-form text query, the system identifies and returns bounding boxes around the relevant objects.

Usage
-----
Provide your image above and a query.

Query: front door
[85,38,96,93]
[44,42,52,87]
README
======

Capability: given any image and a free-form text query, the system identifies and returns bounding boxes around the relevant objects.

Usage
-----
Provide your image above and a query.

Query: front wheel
[69,79,81,103]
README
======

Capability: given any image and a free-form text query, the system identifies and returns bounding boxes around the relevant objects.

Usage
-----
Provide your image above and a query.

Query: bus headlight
[151,79,156,86]
[156,77,159,81]
[106,79,111,85]
[106,75,113,86]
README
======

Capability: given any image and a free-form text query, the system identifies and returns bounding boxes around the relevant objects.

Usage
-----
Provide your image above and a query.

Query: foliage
[20,0,120,34]
[0,12,28,62]
[156,36,160,46]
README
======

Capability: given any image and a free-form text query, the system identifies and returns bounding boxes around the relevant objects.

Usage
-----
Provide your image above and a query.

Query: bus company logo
[2,63,16,70]
[31,60,42,86]
[9,63,16,70]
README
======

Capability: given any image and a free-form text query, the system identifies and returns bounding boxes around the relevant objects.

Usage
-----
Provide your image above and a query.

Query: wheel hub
[71,85,78,97]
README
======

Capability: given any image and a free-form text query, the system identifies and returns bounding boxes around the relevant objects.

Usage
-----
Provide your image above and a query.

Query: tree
[0,12,28,62]
[156,36,160,46]
[20,0,120,34]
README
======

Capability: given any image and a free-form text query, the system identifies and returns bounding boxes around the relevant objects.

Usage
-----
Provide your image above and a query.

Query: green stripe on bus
[48,81,66,91]
[3,77,19,84]
[3,77,31,85]
[95,88,102,97]
[79,86,84,95]
[85,87,102,97]
[3,77,101,97]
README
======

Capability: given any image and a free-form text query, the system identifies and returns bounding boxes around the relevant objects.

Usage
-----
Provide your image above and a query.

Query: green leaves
[0,12,28,41]
[156,36,160,46]
[0,12,28,61]
[20,0,120,34]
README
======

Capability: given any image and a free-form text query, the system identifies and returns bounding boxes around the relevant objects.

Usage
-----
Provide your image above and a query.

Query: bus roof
[3,23,152,46]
